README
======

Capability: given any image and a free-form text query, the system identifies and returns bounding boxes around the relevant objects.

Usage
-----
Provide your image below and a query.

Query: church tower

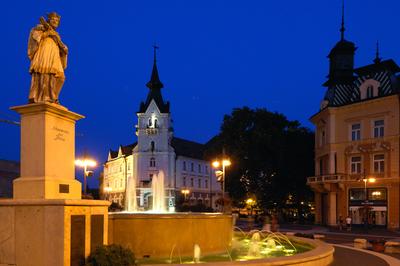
[131,46,176,211]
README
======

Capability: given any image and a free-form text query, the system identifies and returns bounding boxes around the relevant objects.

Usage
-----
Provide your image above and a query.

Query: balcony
[307,174,347,184]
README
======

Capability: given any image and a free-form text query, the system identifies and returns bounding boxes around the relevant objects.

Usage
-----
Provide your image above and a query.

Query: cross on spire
[153,43,159,63]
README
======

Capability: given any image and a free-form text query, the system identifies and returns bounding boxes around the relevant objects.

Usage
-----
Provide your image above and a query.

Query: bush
[85,244,136,266]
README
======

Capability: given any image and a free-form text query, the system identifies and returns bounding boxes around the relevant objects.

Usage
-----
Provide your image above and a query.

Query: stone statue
[27,12,68,104]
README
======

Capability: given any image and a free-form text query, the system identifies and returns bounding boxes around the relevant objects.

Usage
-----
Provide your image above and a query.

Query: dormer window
[360,79,380,100]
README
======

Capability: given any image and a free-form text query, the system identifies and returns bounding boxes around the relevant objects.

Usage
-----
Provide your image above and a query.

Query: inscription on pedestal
[53,126,69,142]
[71,215,85,266]
[59,184,69,193]
[90,215,104,252]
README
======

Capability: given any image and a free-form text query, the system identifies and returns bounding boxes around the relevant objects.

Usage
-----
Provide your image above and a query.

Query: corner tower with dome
[102,47,222,211]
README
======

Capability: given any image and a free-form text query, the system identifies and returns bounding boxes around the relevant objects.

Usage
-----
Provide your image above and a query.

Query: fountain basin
[142,237,333,266]
[108,212,233,258]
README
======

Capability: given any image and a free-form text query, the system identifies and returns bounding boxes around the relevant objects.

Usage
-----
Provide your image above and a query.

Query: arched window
[150,157,156,167]
[154,119,158,128]
[148,118,153,128]
[360,79,380,100]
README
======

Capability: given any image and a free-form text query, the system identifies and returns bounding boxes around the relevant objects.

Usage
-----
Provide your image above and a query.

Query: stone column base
[0,199,110,266]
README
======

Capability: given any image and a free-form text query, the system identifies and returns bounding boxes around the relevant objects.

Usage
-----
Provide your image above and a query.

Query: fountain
[151,170,166,212]
[108,169,332,265]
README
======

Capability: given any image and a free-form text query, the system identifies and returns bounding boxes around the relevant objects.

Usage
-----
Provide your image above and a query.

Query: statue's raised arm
[27,12,68,104]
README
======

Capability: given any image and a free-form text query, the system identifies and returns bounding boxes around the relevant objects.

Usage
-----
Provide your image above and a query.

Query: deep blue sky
[1,1,399,187]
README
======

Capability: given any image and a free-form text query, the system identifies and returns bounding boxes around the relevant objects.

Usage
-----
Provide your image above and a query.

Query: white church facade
[101,51,222,211]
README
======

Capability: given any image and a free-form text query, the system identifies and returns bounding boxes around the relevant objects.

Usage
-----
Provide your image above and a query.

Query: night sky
[1,1,399,187]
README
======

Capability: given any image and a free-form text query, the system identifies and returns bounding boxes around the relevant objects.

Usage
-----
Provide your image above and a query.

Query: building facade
[102,52,222,211]
[307,15,400,229]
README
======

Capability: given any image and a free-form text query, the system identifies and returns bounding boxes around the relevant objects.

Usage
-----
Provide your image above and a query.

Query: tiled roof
[171,137,205,160]
[108,138,206,161]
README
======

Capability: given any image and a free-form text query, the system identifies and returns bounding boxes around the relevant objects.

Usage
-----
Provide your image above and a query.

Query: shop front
[348,188,387,227]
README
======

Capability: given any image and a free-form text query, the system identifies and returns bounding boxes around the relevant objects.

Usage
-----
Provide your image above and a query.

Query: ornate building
[102,50,222,211]
[307,10,400,229]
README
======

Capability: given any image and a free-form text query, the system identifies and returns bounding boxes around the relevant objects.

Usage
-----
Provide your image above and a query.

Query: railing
[307,174,346,184]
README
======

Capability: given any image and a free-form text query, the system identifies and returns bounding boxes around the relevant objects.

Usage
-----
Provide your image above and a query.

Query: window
[190,178,194,187]
[183,161,187,171]
[191,163,194,172]
[114,179,117,188]
[120,165,122,172]
[351,123,361,141]
[198,179,201,188]
[154,119,158,128]
[150,141,155,152]
[373,154,384,173]
[366,86,373,99]
[368,188,387,201]
[320,130,326,146]
[120,179,123,188]
[183,177,186,186]
[351,156,362,174]
[374,120,384,138]
[205,166,209,174]
[198,164,201,173]
[150,157,156,167]
[205,179,208,189]
[127,163,131,170]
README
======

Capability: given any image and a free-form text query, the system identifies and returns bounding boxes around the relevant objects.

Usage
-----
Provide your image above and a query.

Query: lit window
[373,154,384,173]
[150,157,156,167]
[374,120,384,138]
[351,123,361,141]
[351,156,362,174]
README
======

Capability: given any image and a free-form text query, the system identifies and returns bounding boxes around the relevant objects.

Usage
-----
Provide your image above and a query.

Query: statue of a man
[27,12,68,104]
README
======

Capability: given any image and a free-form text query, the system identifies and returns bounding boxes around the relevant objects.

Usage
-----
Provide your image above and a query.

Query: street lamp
[212,158,231,197]
[181,189,190,202]
[362,177,376,229]
[75,157,97,195]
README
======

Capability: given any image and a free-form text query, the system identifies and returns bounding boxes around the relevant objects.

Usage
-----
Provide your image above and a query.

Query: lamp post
[212,158,231,211]
[75,157,97,195]
[362,177,376,229]
[181,189,190,202]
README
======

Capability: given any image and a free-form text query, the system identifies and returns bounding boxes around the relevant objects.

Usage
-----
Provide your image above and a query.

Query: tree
[205,107,314,218]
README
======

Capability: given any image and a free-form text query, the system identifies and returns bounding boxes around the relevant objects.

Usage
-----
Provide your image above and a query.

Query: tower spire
[153,43,158,63]
[340,0,345,41]
[374,40,382,64]
[146,44,163,90]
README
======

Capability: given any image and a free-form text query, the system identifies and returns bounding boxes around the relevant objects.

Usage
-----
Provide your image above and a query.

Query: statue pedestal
[0,103,110,266]
[11,103,83,199]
